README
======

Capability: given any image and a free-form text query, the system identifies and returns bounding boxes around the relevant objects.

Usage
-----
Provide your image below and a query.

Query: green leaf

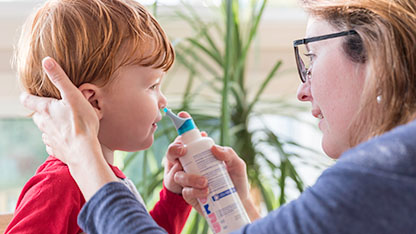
[189,212,201,234]
[256,177,276,211]
[247,60,282,114]
[187,38,223,66]
[220,0,234,146]
[278,159,287,205]
[287,159,305,192]
[179,43,221,77]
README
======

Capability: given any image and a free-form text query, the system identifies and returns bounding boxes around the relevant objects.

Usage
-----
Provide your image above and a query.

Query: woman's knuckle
[224,146,234,154]
[38,102,49,114]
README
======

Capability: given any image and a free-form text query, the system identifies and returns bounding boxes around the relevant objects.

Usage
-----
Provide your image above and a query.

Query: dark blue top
[78,120,416,234]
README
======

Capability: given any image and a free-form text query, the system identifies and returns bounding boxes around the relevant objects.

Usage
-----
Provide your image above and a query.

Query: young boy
[6,0,191,233]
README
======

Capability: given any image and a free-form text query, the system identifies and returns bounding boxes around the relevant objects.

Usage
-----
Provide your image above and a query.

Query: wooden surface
[0,213,13,233]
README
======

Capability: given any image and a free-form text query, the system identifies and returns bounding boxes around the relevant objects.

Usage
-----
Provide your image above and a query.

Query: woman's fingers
[182,186,209,200]
[42,133,54,156]
[32,112,47,133]
[167,160,183,174]
[45,145,54,156]
[210,145,234,161]
[174,171,207,189]
[177,111,191,118]
[166,141,187,162]
[41,133,48,145]
[42,133,51,154]
[163,160,184,194]
[181,189,203,215]
[211,145,246,171]
[41,57,83,104]
[20,93,54,114]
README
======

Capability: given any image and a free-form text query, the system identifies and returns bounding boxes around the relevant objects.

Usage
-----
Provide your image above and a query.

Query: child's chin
[126,138,154,152]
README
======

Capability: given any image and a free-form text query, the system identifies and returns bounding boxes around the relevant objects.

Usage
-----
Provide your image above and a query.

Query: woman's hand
[208,145,260,221]
[20,57,117,200]
[163,139,209,195]
[163,112,209,196]
[21,57,100,166]
[165,119,261,220]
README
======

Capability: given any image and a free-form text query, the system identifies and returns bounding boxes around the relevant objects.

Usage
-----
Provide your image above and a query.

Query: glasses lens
[295,44,311,83]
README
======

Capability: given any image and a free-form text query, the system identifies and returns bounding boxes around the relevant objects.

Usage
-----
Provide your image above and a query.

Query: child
[6,0,191,233]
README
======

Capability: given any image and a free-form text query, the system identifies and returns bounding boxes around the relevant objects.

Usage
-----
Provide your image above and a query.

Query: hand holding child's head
[21,57,102,166]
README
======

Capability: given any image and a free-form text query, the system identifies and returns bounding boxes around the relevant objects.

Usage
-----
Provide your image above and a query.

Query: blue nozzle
[164,108,196,135]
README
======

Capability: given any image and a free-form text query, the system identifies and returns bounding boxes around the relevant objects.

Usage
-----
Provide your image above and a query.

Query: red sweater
[5,156,191,234]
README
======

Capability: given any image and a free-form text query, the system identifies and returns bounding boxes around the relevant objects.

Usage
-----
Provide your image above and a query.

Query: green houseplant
[117,0,325,233]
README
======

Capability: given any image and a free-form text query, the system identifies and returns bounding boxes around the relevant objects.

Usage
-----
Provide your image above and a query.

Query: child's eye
[150,83,159,90]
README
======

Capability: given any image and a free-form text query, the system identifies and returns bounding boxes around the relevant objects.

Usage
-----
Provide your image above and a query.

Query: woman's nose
[296,80,312,102]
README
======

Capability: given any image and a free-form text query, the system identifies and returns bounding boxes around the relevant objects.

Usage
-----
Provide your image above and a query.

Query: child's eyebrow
[156,72,166,82]
[146,73,162,83]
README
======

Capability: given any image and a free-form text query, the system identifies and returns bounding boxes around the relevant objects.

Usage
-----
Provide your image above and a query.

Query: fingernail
[198,178,207,187]
[43,57,54,70]
[178,145,186,155]
[215,145,225,151]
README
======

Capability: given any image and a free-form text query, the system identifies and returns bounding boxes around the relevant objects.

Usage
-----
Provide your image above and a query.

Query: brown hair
[301,0,416,146]
[15,0,174,99]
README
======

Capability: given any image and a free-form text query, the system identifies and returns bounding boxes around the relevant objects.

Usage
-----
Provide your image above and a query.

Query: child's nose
[159,92,167,109]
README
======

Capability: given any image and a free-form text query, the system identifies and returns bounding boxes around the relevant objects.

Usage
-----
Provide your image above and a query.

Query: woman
[21,0,416,233]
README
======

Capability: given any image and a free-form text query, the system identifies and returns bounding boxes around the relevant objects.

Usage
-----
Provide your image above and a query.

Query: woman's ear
[78,83,104,120]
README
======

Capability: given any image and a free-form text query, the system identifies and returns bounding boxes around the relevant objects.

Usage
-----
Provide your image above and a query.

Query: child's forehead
[115,63,165,79]
[115,38,163,67]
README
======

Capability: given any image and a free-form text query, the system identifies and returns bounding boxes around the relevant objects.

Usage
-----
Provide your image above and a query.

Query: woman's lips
[311,109,323,119]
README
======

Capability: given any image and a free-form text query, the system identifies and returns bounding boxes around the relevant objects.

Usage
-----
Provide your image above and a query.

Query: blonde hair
[15,0,174,99]
[302,0,416,146]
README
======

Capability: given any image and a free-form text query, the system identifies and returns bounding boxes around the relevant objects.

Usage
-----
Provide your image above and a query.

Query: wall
[0,1,329,215]
[0,1,308,117]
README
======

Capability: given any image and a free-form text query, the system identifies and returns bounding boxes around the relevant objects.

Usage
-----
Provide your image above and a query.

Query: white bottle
[164,108,251,234]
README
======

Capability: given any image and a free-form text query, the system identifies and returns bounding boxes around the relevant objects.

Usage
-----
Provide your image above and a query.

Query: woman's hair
[302,0,416,146]
[15,0,174,99]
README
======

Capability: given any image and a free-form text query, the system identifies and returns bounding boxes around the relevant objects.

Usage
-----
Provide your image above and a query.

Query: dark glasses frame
[293,30,358,83]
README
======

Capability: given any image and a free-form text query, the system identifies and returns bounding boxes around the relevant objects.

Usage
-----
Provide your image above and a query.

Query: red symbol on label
[208,213,221,233]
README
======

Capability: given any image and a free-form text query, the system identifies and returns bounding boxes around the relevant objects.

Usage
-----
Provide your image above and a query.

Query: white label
[181,149,250,234]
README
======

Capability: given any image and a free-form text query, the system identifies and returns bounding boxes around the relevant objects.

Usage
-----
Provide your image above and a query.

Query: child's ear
[78,83,104,120]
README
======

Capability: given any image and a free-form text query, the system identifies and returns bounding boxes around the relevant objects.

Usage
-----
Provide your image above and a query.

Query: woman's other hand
[165,117,261,220]
[164,112,209,198]
[208,145,260,221]
[20,57,116,200]
[20,57,100,166]
[164,139,209,196]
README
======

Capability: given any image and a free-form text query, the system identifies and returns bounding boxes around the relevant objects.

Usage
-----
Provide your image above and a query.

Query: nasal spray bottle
[164,108,250,234]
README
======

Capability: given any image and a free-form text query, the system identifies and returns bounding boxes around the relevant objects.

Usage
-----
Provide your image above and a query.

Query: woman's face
[296,17,366,159]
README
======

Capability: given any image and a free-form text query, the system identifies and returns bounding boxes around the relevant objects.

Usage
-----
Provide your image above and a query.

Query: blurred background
[0,0,333,232]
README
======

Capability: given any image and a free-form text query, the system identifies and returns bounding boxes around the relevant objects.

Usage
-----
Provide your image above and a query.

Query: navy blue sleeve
[232,119,416,234]
[77,120,416,234]
[78,182,167,234]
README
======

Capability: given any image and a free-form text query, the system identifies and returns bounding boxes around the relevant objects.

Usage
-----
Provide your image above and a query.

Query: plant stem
[153,0,158,18]
[220,0,234,146]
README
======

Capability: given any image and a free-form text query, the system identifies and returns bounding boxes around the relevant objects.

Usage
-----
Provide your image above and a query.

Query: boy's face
[97,65,167,152]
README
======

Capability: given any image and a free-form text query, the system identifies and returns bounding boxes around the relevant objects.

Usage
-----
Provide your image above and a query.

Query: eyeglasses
[293,30,358,83]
